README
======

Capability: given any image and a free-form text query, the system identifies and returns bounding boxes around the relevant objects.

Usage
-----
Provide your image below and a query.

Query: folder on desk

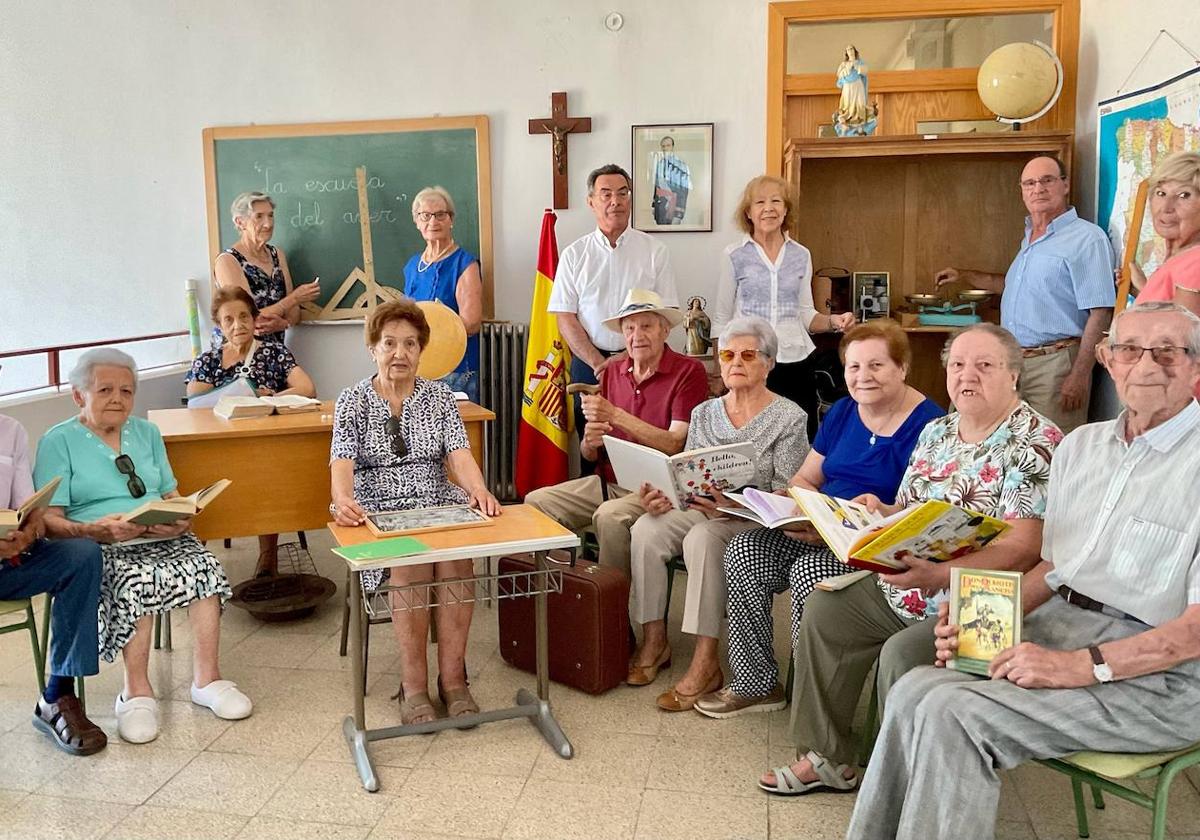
[332,536,430,562]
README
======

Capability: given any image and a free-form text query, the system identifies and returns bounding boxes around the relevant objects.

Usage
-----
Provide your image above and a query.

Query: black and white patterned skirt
[98,534,232,662]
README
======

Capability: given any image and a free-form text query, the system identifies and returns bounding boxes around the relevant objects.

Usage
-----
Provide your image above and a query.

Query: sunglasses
[384,416,408,459]
[718,349,761,364]
[114,454,146,499]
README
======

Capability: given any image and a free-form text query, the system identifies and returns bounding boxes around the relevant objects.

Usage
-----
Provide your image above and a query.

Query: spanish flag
[515,210,571,498]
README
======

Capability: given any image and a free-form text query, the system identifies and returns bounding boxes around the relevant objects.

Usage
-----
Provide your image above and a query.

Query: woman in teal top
[35,348,253,746]
[403,186,483,402]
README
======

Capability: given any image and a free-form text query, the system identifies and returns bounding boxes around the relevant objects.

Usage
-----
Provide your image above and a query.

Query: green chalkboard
[203,117,493,316]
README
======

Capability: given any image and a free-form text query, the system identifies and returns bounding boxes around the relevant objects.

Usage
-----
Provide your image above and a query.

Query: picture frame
[851,271,891,321]
[631,123,714,232]
[364,504,491,538]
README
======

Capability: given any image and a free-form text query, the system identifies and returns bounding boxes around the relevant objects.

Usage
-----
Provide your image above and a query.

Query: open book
[719,487,809,530]
[788,488,1010,575]
[121,479,231,526]
[947,568,1022,676]
[0,477,61,539]
[214,394,320,419]
[602,435,757,510]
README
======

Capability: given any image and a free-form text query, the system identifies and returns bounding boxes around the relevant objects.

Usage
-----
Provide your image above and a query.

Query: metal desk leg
[518,550,573,758]
[343,569,379,792]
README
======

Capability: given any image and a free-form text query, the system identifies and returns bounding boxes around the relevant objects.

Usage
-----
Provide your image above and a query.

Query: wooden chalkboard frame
[202,115,494,319]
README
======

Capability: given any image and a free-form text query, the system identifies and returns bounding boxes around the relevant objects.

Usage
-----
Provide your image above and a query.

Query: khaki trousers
[788,576,936,767]
[1018,343,1089,433]
[524,475,645,575]
[628,512,755,638]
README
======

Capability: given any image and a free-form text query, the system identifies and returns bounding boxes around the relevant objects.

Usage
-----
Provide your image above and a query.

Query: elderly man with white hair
[627,316,808,710]
[35,348,252,745]
[525,289,707,575]
[847,301,1200,840]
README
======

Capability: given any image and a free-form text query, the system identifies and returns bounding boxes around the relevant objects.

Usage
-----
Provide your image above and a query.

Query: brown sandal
[397,687,438,726]
[33,695,107,756]
[437,675,480,729]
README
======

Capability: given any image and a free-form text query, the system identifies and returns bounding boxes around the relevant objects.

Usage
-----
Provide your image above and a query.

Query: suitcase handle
[546,549,578,568]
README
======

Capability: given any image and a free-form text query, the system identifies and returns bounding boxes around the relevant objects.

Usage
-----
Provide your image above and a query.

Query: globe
[977,42,1062,122]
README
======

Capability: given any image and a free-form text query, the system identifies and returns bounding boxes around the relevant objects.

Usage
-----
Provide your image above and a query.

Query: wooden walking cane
[1115,179,1150,315]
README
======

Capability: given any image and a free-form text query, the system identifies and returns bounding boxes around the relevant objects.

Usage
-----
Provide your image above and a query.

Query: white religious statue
[834,45,878,137]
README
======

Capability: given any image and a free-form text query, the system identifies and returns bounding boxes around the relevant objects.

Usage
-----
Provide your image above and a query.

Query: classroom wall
[3,2,1190,415]
[0,0,767,399]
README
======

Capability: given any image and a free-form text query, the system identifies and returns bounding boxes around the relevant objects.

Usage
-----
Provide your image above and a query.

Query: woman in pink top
[1134,151,1200,396]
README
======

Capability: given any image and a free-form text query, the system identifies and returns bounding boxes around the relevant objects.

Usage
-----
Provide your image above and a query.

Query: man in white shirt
[548,164,680,449]
[845,301,1200,840]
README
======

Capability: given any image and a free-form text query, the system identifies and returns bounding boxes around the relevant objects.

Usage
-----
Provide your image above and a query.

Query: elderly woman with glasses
[330,299,499,726]
[34,348,251,746]
[626,316,809,710]
[402,186,483,402]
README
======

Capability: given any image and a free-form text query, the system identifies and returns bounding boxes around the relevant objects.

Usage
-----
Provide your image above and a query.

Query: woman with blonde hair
[712,175,855,440]
[1134,151,1200,320]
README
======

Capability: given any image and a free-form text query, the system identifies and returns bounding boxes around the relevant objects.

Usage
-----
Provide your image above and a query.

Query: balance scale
[906,291,994,326]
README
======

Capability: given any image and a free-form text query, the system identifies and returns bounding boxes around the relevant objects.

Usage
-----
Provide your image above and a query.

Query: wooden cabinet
[787,131,1073,406]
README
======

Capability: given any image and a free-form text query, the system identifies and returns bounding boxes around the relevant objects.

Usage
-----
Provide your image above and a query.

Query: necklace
[417,241,455,273]
[863,397,907,446]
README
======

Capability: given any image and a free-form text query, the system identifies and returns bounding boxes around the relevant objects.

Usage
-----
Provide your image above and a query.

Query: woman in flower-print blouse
[758,322,1062,797]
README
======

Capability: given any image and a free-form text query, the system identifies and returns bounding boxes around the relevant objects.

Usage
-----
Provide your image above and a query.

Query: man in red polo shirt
[526,289,708,574]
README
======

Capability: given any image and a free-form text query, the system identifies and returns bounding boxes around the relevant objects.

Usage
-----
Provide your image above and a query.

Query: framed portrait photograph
[364,504,491,538]
[852,271,891,321]
[631,123,714,232]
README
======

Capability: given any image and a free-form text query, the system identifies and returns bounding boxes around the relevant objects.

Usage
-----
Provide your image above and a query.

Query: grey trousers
[629,511,755,638]
[524,475,645,575]
[1019,343,1089,433]
[788,576,935,767]
[847,597,1200,840]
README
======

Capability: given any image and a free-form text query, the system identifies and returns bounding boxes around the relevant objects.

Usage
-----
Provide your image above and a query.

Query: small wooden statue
[684,296,712,356]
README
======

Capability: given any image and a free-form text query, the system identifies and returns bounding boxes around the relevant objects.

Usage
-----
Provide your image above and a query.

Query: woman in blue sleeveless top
[211,192,321,348]
[403,187,483,402]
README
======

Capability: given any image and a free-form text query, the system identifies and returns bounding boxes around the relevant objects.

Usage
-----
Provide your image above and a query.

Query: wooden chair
[1035,745,1200,840]
[1,598,45,693]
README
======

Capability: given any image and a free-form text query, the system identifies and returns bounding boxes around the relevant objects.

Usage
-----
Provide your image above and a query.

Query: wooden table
[330,504,580,792]
[149,401,495,541]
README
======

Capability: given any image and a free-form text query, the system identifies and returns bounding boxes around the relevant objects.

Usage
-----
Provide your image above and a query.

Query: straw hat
[601,289,684,333]
[415,300,467,380]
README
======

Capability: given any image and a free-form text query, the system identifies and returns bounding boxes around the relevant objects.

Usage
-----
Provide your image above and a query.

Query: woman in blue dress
[402,187,483,402]
[211,191,321,348]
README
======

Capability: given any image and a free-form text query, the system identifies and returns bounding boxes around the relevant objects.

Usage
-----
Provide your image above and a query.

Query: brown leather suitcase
[497,553,630,694]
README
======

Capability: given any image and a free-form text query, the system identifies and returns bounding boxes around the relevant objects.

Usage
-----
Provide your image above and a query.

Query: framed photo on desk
[364,504,490,538]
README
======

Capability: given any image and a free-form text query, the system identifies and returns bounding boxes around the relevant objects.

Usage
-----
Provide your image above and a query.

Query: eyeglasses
[594,188,632,202]
[114,454,146,499]
[416,210,451,222]
[1108,343,1194,367]
[718,349,762,364]
[1020,175,1066,190]
[384,416,408,459]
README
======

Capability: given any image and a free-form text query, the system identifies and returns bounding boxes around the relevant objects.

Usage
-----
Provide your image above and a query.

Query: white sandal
[758,751,859,796]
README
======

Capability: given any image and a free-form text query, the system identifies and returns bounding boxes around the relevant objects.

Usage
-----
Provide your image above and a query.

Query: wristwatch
[1088,645,1113,683]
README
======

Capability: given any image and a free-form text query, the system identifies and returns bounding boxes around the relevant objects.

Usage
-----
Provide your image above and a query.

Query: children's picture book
[718,487,810,530]
[121,479,232,526]
[0,477,61,539]
[788,488,1010,574]
[814,569,873,592]
[364,504,491,537]
[602,435,757,510]
[947,568,1022,676]
[213,394,321,419]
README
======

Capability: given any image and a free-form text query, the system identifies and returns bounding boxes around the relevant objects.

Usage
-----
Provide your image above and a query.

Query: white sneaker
[190,680,253,720]
[114,694,159,744]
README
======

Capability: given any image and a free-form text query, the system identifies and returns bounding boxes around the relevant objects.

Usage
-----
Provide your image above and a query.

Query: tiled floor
[3,531,1200,839]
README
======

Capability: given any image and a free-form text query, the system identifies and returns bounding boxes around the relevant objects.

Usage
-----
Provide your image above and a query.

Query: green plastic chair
[0,598,45,693]
[37,593,87,711]
[1035,745,1200,840]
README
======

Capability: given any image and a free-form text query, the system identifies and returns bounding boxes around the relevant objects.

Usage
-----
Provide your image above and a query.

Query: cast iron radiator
[478,321,529,501]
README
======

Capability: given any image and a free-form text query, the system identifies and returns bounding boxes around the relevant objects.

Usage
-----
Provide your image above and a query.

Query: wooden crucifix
[528,91,592,209]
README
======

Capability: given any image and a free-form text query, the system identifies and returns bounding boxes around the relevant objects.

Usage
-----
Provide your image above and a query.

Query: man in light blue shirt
[936,155,1115,432]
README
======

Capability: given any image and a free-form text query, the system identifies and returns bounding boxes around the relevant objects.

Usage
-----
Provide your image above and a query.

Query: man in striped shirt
[936,155,1115,433]
[846,301,1200,840]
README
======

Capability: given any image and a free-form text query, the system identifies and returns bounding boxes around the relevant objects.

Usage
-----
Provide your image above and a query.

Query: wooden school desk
[148,401,495,542]
[330,504,579,792]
